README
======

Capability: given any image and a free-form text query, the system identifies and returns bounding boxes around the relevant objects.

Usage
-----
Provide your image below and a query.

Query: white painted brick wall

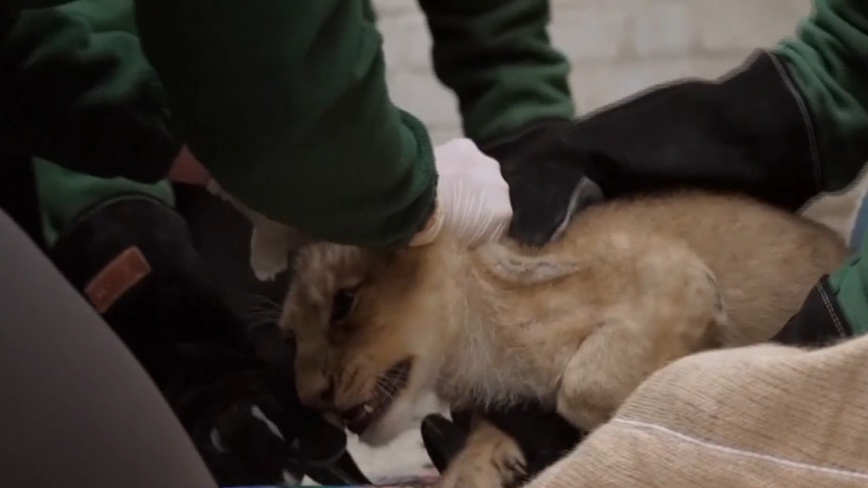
[374,0,813,144]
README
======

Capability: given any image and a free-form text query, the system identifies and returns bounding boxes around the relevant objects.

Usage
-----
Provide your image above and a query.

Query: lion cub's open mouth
[341,358,413,435]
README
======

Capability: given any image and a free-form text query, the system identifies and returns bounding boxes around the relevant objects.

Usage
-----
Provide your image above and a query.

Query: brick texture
[374,0,812,143]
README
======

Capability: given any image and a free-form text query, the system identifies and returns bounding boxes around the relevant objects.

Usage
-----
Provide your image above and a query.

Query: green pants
[829,231,868,337]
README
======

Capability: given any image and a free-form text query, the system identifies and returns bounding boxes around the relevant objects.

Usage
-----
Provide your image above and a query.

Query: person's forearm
[136,0,436,249]
[418,0,574,145]
[0,0,68,8]
[0,7,179,182]
[59,0,138,35]
[775,0,868,193]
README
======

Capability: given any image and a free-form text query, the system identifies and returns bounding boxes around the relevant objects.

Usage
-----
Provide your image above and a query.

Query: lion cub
[281,191,849,488]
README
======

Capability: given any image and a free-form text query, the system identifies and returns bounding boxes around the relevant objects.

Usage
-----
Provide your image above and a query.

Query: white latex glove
[410,138,513,249]
[210,138,512,281]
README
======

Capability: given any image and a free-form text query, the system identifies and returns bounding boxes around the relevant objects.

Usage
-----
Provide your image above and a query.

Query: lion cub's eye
[331,288,358,324]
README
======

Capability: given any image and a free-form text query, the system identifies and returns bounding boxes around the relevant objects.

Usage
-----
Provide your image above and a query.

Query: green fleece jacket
[0,4,179,183]
[775,0,868,193]
[0,0,573,248]
[769,0,868,335]
[132,0,573,247]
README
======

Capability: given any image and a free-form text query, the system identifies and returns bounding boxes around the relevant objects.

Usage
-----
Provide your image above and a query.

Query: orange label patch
[84,246,152,314]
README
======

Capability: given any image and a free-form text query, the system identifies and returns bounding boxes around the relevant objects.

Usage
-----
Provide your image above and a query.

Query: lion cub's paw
[437,420,527,488]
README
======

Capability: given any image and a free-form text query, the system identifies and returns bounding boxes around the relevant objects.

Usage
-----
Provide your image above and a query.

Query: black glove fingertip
[421,414,467,474]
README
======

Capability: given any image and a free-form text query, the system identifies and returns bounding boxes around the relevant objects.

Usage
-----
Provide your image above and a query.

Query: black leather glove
[166,343,358,487]
[771,275,855,348]
[500,51,827,247]
[48,195,363,486]
[482,118,604,247]
[421,402,585,485]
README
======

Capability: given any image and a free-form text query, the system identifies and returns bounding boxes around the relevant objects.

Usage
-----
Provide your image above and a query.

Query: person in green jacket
[0,0,579,485]
[132,0,576,248]
[423,0,868,482]
[8,0,577,251]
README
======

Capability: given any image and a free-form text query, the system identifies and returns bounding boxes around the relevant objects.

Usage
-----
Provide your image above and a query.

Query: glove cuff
[408,200,444,247]
[770,275,854,347]
[479,117,575,166]
[573,50,821,211]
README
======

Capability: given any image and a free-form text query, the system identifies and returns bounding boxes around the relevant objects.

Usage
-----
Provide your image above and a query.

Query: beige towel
[527,336,868,488]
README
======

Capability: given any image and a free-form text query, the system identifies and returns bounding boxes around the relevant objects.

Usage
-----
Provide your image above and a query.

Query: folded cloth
[526,335,868,488]
[235,479,438,488]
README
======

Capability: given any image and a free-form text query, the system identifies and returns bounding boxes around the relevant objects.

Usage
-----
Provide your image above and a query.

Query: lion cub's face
[281,241,456,445]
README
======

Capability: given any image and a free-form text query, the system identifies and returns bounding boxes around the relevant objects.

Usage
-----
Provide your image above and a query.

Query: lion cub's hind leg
[437,419,527,488]
[555,243,726,431]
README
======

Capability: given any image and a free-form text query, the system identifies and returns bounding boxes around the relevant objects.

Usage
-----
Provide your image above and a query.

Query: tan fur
[436,418,527,488]
[280,191,849,487]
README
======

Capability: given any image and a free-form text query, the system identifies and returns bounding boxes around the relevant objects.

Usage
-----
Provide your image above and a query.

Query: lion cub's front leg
[437,419,527,488]
[555,244,727,431]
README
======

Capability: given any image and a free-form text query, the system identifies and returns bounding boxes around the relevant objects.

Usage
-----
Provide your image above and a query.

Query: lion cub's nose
[297,377,335,410]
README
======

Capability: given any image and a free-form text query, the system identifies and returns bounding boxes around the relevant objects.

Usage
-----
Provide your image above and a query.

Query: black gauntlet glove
[482,118,604,247]
[502,51,827,246]
[48,194,364,486]
[421,402,585,485]
[771,275,855,348]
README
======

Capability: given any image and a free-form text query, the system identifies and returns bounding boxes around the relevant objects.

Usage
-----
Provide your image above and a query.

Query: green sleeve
[0,6,179,182]
[58,0,137,34]
[417,0,574,145]
[775,0,868,192]
[135,0,436,249]
[0,0,69,8]
[0,0,135,31]
[828,238,868,338]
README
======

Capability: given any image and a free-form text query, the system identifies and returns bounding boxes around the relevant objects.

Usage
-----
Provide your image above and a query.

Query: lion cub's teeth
[363,403,375,414]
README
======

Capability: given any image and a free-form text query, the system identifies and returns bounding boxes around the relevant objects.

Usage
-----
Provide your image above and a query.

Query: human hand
[479,119,603,248]
[492,54,821,248]
[411,138,512,248]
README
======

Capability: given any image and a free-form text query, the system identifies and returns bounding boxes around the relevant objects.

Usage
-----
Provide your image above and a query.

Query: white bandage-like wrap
[410,138,512,248]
